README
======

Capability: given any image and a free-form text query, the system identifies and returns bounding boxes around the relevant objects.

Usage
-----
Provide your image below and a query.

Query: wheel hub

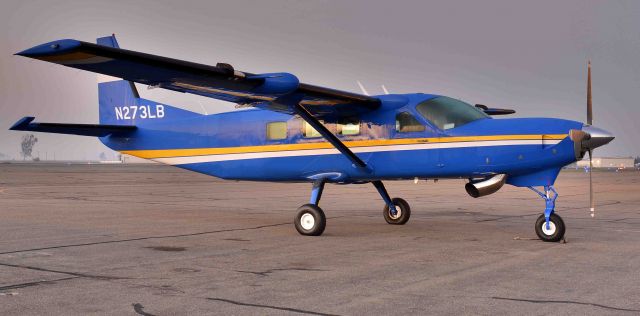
[389,207,402,220]
[300,213,315,230]
[541,221,557,236]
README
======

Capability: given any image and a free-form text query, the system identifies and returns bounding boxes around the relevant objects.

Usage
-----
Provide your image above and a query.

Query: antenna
[356,81,370,96]
[381,85,389,95]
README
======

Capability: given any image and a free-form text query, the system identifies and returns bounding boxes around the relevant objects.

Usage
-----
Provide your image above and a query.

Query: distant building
[575,157,635,169]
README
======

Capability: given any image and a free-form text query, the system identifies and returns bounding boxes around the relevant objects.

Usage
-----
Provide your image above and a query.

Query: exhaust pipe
[465,174,507,198]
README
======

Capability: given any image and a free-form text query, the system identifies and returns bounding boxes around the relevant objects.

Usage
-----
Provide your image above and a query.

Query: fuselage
[100,93,582,186]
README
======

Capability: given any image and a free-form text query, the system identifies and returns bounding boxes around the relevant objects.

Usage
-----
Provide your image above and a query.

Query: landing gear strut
[373,180,411,225]
[294,180,411,236]
[529,186,565,242]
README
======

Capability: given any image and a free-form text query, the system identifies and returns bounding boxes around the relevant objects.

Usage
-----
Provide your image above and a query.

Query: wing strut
[276,96,369,171]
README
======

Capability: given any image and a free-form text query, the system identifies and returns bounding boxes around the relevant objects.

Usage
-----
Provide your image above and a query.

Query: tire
[383,198,411,225]
[535,213,565,242]
[294,204,326,236]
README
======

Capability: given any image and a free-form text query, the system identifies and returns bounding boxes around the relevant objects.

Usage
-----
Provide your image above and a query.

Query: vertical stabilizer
[95,35,200,125]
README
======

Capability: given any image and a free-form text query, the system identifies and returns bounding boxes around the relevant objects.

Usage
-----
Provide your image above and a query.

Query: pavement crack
[206,297,341,316]
[492,296,640,313]
[0,222,290,255]
[234,267,326,277]
[133,303,156,316]
[0,276,78,291]
[0,262,125,280]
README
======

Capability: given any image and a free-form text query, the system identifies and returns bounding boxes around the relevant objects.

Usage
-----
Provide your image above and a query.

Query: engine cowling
[465,174,507,198]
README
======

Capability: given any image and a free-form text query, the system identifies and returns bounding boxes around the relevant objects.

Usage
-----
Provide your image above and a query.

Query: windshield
[416,96,488,130]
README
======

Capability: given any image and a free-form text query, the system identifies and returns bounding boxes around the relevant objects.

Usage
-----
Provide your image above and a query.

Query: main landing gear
[294,180,411,236]
[529,186,565,242]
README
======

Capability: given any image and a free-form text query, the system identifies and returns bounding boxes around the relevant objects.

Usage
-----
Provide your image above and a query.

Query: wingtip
[9,116,35,131]
[15,39,81,58]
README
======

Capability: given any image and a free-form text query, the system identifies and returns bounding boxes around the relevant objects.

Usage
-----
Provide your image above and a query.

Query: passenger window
[337,118,360,136]
[303,121,323,138]
[266,122,287,140]
[396,112,425,133]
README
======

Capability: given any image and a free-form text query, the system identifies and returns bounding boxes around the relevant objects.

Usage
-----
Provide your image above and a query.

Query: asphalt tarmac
[0,163,639,315]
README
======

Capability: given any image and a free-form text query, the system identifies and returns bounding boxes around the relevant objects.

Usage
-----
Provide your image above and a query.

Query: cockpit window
[416,96,488,130]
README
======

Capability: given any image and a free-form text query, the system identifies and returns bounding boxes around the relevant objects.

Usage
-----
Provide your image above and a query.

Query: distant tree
[99,152,107,161]
[20,134,38,161]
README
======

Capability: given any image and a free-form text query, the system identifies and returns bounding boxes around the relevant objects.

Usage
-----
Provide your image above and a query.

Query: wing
[16,38,380,119]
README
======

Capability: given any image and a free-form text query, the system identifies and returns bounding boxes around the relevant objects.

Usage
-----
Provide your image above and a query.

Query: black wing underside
[17,39,380,119]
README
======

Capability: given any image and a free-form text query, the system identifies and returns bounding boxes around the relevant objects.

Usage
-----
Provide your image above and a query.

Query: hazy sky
[1,0,639,160]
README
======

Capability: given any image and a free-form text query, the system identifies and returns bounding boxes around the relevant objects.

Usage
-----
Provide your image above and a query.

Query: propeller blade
[356,80,370,96]
[589,149,595,217]
[381,85,390,95]
[587,60,593,125]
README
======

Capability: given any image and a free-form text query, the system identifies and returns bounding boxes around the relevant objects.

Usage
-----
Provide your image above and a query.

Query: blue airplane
[11,35,614,241]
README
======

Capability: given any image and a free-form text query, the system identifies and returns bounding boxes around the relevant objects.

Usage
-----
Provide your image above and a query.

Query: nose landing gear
[529,186,565,242]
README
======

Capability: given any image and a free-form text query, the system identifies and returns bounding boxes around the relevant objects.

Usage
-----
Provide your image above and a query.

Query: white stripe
[151,139,561,165]
[97,74,122,83]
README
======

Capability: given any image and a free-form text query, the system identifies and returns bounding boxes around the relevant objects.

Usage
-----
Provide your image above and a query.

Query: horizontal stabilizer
[10,117,136,137]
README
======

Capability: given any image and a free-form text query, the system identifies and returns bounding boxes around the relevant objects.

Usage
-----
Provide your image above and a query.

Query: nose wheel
[529,185,565,242]
[535,213,565,242]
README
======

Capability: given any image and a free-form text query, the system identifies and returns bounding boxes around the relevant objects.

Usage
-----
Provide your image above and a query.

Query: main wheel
[383,197,411,225]
[294,204,326,236]
[535,213,565,242]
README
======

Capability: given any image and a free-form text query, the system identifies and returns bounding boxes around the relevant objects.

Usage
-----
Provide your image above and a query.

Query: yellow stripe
[121,134,567,159]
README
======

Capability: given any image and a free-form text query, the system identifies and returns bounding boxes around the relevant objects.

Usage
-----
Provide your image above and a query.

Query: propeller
[589,149,594,217]
[587,61,594,217]
[587,60,593,125]
[568,61,614,218]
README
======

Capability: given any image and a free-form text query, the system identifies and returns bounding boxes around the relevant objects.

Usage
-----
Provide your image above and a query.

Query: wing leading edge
[16,38,380,119]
